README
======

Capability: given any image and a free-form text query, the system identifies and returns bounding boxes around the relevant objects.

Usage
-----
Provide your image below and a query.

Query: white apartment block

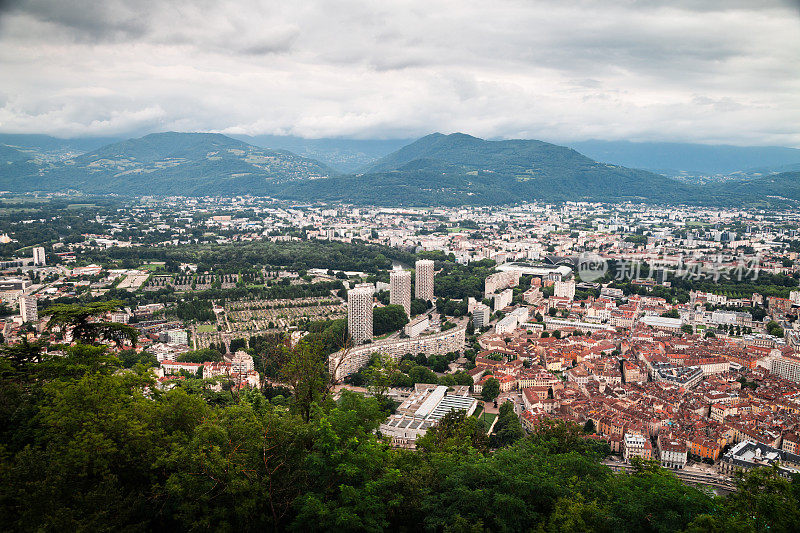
[19,295,37,323]
[415,259,435,301]
[484,270,521,296]
[493,288,513,311]
[658,436,688,469]
[229,350,255,373]
[390,269,412,318]
[348,284,374,344]
[329,326,466,380]
[472,303,490,330]
[771,355,800,382]
[554,279,576,300]
[791,290,800,306]
[404,315,430,337]
[32,246,46,266]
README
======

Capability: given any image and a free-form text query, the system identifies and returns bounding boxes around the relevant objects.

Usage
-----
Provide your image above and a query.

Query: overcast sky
[0,0,798,146]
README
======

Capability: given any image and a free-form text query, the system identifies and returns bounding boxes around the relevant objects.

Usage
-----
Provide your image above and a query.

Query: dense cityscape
[3,0,800,530]
[3,194,800,528]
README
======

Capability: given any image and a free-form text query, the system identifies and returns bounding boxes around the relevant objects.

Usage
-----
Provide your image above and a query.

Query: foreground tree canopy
[1,340,800,532]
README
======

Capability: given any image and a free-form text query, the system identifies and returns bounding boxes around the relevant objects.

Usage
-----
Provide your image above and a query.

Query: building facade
[390,269,412,318]
[329,325,466,380]
[414,259,435,301]
[32,246,46,266]
[19,295,37,323]
[348,284,374,344]
[472,303,490,330]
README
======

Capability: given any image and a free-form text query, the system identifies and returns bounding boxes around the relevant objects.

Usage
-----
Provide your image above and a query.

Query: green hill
[283,133,693,205]
[699,171,800,206]
[0,132,335,195]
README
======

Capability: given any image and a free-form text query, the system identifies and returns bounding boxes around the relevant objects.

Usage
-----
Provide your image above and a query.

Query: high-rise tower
[348,284,374,344]
[390,269,412,318]
[414,259,435,301]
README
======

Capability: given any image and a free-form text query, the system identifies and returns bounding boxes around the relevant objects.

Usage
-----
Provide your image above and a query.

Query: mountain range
[0,131,799,206]
[567,139,800,179]
[0,132,334,196]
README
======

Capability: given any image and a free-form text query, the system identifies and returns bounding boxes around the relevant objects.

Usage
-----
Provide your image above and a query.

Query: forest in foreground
[1,338,800,532]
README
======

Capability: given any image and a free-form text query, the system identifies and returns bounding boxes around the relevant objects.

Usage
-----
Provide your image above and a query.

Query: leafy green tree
[766,321,784,337]
[373,304,409,336]
[176,347,223,363]
[481,377,500,401]
[687,465,800,533]
[44,300,138,347]
[117,349,158,368]
[280,341,329,422]
[417,410,489,454]
[491,401,525,447]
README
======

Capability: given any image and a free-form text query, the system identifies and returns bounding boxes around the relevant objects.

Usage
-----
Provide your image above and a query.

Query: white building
[379,384,477,448]
[19,295,37,323]
[484,271,521,297]
[472,303,490,330]
[623,433,652,463]
[791,290,800,306]
[160,328,188,345]
[229,350,255,373]
[32,246,46,266]
[348,284,374,344]
[771,355,800,382]
[658,435,688,469]
[329,325,466,380]
[554,279,576,300]
[493,288,513,311]
[390,269,412,318]
[404,314,430,337]
[414,259,435,301]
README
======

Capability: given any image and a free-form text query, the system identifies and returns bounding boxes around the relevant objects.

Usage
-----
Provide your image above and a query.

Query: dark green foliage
[87,239,413,275]
[174,298,214,322]
[43,300,138,347]
[117,349,158,368]
[373,304,409,336]
[481,377,501,401]
[491,401,525,447]
[177,348,223,363]
[1,339,796,532]
[435,258,497,300]
[410,298,429,317]
[766,320,784,337]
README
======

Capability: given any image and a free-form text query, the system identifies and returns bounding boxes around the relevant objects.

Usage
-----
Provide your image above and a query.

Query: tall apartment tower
[32,247,46,266]
[415,259,435,301]
[19,295,37,323]
[347,284,374,344]
[390,269,412,318]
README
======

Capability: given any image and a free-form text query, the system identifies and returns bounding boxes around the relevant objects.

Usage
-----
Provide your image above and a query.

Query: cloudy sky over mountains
[0,0,798,146]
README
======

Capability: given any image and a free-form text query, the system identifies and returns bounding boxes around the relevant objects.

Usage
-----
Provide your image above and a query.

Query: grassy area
[66,203,97,209]
[471,403,484,418]
[197,324,217,333]
[139,263,163,271]
[480,412,498,426]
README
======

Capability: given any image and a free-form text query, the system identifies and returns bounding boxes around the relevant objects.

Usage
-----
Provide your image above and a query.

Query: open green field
[480,412,498,426]
[66,203,98,209]
[196,324,216,333]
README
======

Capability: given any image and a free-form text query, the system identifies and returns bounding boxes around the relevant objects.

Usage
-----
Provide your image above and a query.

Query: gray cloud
[0,0,798,146]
